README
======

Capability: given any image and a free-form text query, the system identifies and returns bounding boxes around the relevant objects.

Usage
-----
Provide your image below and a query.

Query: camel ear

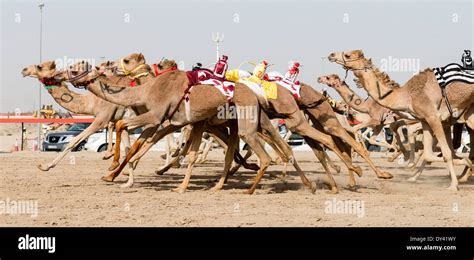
[138,53,144,61]
[50,62,56,70]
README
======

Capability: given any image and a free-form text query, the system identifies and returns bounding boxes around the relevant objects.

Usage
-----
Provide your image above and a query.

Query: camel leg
[258,113,317,192]
[103,121,115,160]
[310,113,393,180]
[389,121,410,160]
[196,136,213,163]
[172,122,206,193]
[425,117,459,190]
[38,118,107,171]
[458,121,473,183]
[108,112,159,171]
[102,122,179,182]
[285,112,363,177]
[211,121,239,191]
[325,152,341,174]
[120,129,133,175]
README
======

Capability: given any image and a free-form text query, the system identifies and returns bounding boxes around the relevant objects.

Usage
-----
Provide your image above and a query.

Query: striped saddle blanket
[433,63,474,88]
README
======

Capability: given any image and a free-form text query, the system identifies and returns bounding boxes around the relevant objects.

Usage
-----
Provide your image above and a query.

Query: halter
[153,64,178,76]
[40,77,62,89]
[66,62,92,84]
[120,59,149,79]
[340,52,373,81]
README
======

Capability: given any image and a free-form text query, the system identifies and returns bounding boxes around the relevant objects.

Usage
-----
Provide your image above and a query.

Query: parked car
[456,128,471,154]
[84,128,144,152]
[42,123,91,151]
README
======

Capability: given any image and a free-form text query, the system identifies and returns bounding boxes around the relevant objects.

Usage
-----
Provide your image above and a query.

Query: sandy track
[1,150,473,227]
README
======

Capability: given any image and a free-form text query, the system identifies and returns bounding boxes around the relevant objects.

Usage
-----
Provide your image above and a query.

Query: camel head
[96,61,116,77]
[112,53,146,76]
[156,59,177,70]
[317,74,343,88]
[61,60,97,88]
[328,50,368,70]
[334,101,349,112]
[21,61,57,79]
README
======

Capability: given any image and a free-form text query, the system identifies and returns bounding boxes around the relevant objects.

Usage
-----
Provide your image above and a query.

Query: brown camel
[21,61,135,174]
[317,74,416,162]
[61,59,329,195]
[96,54,376,192]
[329,50,474,190]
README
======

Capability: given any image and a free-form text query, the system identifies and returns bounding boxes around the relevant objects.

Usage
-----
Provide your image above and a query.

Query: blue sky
[1,0,472,112]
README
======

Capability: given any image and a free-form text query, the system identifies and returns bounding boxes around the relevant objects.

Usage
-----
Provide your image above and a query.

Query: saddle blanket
[265,71,301,99]
[200,79,235,102]
[433,63,474,88]
[225,69,278,99]
[186,69,235,102]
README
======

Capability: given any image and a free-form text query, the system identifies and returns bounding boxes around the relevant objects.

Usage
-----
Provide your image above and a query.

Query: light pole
[212,32,224,62]
[38,3,45,151]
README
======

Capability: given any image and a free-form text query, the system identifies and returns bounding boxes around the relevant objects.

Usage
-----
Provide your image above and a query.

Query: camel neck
[48,83,94,115]
[354,70,408,111]
[84,77,143,107]
[332,82,370,114]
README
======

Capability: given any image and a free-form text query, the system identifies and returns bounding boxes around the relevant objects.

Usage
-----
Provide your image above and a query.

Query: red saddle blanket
[185,69,234,102]
[186,69,223,87]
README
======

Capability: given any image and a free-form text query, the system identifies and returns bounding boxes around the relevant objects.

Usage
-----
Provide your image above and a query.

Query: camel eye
[344,54,351,59]
[124,59,129,64]
[36,65,42,70]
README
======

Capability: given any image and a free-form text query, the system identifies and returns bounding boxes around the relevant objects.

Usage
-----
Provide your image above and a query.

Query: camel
[101,55,386,193]
[21,61,135,174]
[318,74,419,165]
[121,56,393,191]
[328,50,474,190]
[61,59,333,195]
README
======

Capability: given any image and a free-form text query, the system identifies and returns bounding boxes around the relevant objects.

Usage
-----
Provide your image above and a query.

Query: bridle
[65,63,99,89]
[67,62,92,83]
[339,52,373,81]
[153,64,178,76]
[120,59,149,80]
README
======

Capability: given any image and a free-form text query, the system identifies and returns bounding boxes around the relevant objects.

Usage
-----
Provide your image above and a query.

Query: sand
[0,149,473,227]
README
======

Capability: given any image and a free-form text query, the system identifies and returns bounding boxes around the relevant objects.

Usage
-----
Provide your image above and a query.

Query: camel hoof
[108,161,119,171]
[447,185,459,191]
[37,164,50,171]
[387,157,395,163]
[244,189,255,195]
[120,182,133,188]
[329,186,338,194]
[102,153,114,160]
[310,181,317,194]
[353,166,363,177]
[458,172,472,183]
[345,184,357,192]
[101,175,114,182]
[171,187,186,194]
[407,176,418,182]
[154,168,167,175]
[407,162,416,169]
[378,171,393,179]
[209,186,222,192]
